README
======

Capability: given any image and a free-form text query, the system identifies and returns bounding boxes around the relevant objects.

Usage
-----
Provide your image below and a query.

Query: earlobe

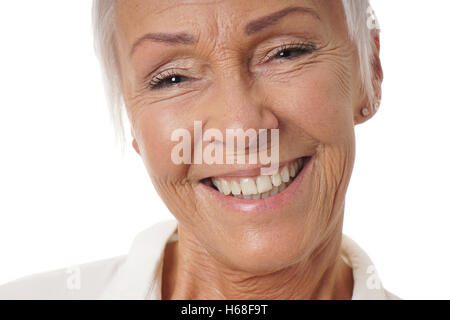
[131,128,141,155]
[132,138,141,155]
[354,97,381,124]
[354,103,376,125]
[361,107,370,118]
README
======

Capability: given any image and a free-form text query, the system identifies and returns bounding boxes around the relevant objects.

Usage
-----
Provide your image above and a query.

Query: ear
[131,128,141,155]
[354,33,383,125]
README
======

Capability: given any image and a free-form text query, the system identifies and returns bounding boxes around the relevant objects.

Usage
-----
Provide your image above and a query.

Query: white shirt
[0,219,399,300]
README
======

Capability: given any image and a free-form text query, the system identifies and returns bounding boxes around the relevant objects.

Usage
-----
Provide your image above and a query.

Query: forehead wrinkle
[151,0,221,15]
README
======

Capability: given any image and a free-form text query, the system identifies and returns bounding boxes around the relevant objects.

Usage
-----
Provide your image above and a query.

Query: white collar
[101,219,390,300]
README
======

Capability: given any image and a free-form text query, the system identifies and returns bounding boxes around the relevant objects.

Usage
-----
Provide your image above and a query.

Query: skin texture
[114,0,382,299]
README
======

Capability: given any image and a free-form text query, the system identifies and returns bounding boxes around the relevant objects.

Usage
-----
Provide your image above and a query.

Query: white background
[0,1,449,299]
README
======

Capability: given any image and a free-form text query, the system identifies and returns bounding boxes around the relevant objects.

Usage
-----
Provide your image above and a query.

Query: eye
[266,42,316,62]
[148,70,190,90]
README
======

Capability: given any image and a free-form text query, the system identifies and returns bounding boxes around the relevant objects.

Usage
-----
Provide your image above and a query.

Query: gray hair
[92,0,380,146]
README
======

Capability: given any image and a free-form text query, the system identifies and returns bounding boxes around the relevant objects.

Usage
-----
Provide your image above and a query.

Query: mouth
[201,156,311,200]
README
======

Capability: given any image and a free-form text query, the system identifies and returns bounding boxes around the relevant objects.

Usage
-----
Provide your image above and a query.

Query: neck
[162,225,353,300]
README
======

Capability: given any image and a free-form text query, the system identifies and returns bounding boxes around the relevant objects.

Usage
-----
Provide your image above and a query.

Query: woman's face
[115,0,367,272]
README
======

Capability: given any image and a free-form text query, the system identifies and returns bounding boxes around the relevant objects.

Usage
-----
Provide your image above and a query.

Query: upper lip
[196,155,311,181]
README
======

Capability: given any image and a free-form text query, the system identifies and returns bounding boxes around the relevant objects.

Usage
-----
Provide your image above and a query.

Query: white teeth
[219,179,231,195]
[212,178,222,193]
[230,180,241,195]
[280,166,290,182]
[211,158,307,199]
[289,163,296,178]
[240,178,258,195]
[256,175,272,193]
[271,172,282,187]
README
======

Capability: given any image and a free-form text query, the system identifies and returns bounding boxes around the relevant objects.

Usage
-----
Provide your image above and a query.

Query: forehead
[115,0,346,47]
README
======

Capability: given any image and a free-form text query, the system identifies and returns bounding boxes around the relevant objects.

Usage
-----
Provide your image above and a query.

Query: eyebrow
[129,6,320,56]
[245,6,321,35]
[130,32,196,57]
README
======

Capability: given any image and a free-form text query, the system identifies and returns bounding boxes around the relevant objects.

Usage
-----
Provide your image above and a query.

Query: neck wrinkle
[162,225,353,300]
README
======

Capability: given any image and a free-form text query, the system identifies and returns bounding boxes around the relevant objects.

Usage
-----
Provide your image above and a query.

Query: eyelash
[264,41,316,62]
[147,70,190,90]
[146,41,316,90]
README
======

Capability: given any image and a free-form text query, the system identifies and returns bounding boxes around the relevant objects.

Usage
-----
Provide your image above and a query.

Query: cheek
[268,65,355,145]
[265,64,357,216]
[133,107,191,181]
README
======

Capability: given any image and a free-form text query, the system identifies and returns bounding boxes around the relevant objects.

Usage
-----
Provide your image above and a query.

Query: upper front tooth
[213,161,302,197]
[271,172,282,187]
[256,175,273,193]
[240,178,258,195]
[280,166,290,182]
[220,179,231,195]
[230,180,241,195]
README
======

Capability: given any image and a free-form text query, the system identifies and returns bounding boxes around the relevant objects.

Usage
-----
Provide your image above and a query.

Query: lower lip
[198,157,313,215]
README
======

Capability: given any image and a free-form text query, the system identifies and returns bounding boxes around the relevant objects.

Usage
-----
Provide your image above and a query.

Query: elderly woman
[0,0,399,300]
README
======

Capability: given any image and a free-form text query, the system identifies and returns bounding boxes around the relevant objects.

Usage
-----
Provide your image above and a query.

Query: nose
[202,72,279,139]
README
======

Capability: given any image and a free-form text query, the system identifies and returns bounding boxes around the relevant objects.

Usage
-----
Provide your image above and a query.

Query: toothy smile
[206,157,307,200]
